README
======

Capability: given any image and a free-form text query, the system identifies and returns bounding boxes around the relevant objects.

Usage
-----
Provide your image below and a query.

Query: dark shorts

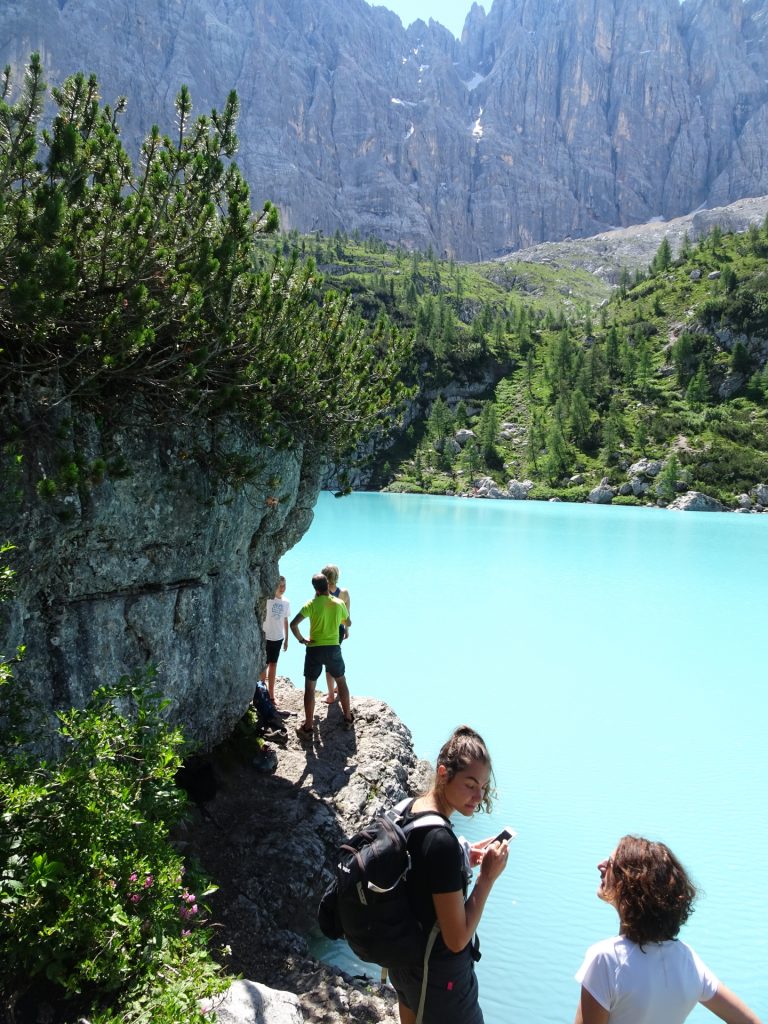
[388,946,483,1024]
[265,639,282,665]
[304,644,345,681]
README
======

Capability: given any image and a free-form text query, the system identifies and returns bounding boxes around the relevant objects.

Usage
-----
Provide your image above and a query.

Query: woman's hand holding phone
[469,827,517,867]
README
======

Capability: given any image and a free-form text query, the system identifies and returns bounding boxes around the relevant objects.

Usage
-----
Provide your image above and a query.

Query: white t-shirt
[575,935,719,1024]
[263,597,290,642]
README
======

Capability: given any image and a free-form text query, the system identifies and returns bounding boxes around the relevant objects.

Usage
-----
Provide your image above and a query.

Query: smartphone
[487,827,517,846]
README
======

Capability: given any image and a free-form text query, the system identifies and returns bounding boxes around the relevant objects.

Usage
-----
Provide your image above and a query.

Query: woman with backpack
[389,725,510,1024]
[574,835,762,1024]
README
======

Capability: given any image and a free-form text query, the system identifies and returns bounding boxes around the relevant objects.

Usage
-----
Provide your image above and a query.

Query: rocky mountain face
[1,396,321,753]
[2,0,768,259]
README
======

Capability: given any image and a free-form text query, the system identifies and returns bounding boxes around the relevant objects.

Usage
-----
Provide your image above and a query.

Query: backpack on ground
[251,681,283,731]
[317,797,450,968]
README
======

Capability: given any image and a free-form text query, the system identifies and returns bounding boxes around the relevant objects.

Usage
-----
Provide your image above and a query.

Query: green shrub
[0,669,226,1020]
[690,437,768,490]
[385,479,426,494]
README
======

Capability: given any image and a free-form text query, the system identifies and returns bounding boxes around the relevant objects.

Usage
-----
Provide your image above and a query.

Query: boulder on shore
[667,490,726,512]
[507,478,534,500]
[588,483,615,504]
[474,476,505,498]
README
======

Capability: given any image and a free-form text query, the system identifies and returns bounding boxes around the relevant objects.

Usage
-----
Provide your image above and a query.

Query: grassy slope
[260,226,768,507]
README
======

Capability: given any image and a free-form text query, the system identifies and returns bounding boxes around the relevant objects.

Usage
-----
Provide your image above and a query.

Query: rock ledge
[181,679,432,1024]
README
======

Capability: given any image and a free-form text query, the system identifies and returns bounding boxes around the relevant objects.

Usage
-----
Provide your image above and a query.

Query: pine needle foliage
[0,55,410,459]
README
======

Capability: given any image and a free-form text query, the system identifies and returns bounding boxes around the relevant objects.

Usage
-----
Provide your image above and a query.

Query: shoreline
[376,483,768,513]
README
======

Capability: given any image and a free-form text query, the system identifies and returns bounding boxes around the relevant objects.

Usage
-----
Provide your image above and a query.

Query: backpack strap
[388,797,451,836]
[397,802,458,1023]
[415,922,440,1024]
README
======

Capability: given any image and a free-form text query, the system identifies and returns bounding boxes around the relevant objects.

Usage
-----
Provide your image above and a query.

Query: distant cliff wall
[1,0,767,260]
[0,396,320,752]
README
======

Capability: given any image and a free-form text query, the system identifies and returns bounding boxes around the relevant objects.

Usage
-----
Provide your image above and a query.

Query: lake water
[278,492,768,1024]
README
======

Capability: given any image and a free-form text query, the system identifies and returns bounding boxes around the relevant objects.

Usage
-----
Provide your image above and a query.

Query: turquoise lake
[278,492,768,1024]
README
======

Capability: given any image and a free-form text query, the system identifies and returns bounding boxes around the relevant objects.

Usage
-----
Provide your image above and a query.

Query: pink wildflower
[129,872,139,882]
[144,875,154,888]
[130,893,141,904]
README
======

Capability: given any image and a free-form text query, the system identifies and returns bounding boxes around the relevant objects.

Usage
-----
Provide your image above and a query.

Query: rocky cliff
[0,397,321,753]
[2,0,767,260]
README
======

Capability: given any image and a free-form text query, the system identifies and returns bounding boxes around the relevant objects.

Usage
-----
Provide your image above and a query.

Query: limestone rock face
[2,0,768,259]
[1,398,321,752]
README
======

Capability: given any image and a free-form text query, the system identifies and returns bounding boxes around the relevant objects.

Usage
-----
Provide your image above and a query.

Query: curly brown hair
[608,836,697,947]
[435,725,496,813]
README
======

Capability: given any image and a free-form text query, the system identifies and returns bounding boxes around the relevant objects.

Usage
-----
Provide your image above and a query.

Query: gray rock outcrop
[588,481,616,504]
[751,483,768,505]
[474,475,505,498]
[1,399,321,752]
[507,478,533,500]
[667,490,726,512]
[3,0,768,260]
[627,459,663,478]
[181,680,432,1024]
[455,428,477,447]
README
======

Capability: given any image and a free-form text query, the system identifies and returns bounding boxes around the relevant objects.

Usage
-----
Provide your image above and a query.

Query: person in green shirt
[290,573,353,739]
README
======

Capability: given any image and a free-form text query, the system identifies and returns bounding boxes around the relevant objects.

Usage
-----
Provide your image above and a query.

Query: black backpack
[317,797,451,969]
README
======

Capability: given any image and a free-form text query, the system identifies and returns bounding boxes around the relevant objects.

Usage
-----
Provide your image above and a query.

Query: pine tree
[686,364,710,406]
[731,341,751,376]
[650,237,672,275]
[0,57,411,462]
[655,455,680,501]
[427,395,453,441]
[477,402,499,463]
[568,388,592,450]
[544,417,570,483]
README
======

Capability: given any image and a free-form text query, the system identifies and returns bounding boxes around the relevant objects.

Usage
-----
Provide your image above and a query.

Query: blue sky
[369,0,479,39]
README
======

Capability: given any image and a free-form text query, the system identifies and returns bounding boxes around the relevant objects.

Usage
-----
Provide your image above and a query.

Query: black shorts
[265,639,282,665]
[389,946,483,1024]
[303,644,345,681]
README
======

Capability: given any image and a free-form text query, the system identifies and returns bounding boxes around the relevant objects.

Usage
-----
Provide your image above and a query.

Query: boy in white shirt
[258,576,290,705]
